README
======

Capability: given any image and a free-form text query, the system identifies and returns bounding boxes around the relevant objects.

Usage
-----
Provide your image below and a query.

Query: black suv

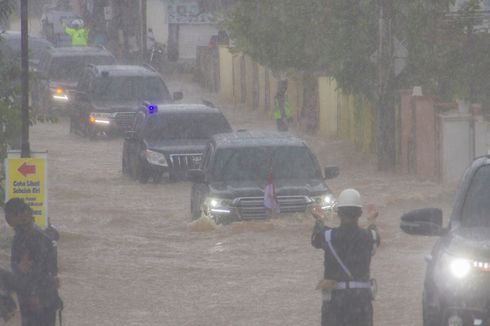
[0,31,53,70]
[122,103,232,183]
[401,156,490,326]
[70,65,182,138]
[33,46,115,114]
[189,131,339,224]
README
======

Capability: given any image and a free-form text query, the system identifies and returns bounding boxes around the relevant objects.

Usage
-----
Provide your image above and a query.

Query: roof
[89,65,159,77]
[148,104,222,115]
[47,46,113,57]
[212,131,306,148]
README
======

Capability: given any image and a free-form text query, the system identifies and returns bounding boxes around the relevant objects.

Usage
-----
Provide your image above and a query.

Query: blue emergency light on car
[144,101,158,115]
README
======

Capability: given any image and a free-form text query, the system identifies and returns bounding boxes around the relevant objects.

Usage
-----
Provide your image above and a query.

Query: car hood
[208,178,329,199]
[90,101,140,113]
[447,227,490,260]
[145,139,208,154]
[49,81,78,90]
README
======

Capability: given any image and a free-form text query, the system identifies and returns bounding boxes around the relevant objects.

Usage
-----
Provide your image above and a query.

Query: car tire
[152,172,163,184]
[122,156,128,175]
[422,294,440,326]
[135,160,149,184]
[190,198,202,220]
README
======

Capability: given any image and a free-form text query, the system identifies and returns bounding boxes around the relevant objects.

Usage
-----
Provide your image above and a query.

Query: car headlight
[205,197,232,214]
[89,112,113,125]
[441,253,472,279]
[50,87,69,101]
[311,194,336,209]
[144,150,168,167]
[450,258,472,279]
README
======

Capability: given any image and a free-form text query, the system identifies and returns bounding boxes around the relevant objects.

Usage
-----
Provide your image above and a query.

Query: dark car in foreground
[401,156,490,326]
[70,64,182,138]
[189,131,339,224]
[33,46,115,114]
[122,103,232,183]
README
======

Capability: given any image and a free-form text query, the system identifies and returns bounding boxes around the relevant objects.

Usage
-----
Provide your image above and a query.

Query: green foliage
[222,0,330,73]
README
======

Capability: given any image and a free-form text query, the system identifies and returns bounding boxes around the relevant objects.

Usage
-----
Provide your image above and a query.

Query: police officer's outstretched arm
[366,204,381,254]
[310,206,329,249]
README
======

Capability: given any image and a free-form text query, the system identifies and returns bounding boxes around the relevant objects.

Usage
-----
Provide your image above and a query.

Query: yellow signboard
[5,152,48,229]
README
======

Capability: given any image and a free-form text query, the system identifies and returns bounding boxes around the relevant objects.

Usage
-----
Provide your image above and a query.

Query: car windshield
[144,112,231,140]
[49,55,114,81]
[461,165,490,227]
[93,76,171,102]
[211,146,320,181]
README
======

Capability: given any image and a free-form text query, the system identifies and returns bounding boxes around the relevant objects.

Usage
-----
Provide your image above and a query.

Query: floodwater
[1,76,453,325]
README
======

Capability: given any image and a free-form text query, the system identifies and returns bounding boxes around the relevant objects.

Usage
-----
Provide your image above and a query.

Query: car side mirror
[188,169,205,183]
[324,166,339,180]
[400,208,445,236]
[125,130,136,140]
[173,91,183,101]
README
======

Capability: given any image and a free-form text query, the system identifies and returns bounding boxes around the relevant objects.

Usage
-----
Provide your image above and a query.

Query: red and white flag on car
[264,172,280,214]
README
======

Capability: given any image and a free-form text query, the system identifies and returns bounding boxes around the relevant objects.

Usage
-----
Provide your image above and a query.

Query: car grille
[235,196,310,219]
[114,112,136,131]
[170,154,203,170]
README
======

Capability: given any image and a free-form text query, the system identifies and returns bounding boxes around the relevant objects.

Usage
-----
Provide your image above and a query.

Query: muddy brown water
[1,76,453,325]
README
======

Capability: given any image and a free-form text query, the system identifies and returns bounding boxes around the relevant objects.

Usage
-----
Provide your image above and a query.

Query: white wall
[147,0,168,44]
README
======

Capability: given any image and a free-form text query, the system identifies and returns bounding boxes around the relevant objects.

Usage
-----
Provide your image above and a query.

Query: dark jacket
[311,221,380,281]
[11,224,60,309]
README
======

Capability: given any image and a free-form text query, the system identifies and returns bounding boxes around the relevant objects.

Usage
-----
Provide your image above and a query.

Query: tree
[223,0,330,130]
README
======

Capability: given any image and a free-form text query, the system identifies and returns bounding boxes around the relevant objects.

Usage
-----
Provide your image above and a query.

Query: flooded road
[3,76,453,325]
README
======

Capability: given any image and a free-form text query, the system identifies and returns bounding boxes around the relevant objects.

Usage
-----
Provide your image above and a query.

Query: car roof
[47,46,113,57]
[211,131,306,148]
[1,31,48,41]
[88,65,159,77]
[147,104,223,115]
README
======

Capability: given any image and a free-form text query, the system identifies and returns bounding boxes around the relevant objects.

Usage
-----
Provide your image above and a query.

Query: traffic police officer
[64,19,89,47]
[274,80,293,131]
[4,198,62,326]
[311,189,380,326]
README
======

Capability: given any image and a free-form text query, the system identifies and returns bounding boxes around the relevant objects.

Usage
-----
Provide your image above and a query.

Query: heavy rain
[0,0,489,326]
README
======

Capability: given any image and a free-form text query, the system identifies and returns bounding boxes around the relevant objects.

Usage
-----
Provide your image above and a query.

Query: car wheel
[190,197,202,220]
[152,172,163,184]
[422,294,440,326]
[135,160,149,184]
[122,156,128,175]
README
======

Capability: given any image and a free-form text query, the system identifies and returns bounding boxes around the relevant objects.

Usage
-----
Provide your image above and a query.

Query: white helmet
[336,188,362,208]
[71,19,84,29]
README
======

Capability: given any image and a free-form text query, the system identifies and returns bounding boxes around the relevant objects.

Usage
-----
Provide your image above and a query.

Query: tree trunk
[301,72,319,134]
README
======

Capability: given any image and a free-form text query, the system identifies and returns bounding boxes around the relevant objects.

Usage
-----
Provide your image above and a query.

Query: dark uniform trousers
[322,290,373,326]
[20,305,57,326]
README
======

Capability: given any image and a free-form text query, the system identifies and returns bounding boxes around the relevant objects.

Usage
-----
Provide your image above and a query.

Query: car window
[461,165,490,227]
[93,76,171,102]
[48,55,115,81]
[211,146,321,181]
[143,112,231,140]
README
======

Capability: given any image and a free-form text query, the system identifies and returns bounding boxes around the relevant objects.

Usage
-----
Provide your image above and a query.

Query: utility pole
[376,0,395,169]
[20,0,30,158]
[141,0,147,63]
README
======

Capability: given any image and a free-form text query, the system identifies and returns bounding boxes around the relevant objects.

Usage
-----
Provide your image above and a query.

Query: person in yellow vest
[63,19,89,47]
[274,80,293,131]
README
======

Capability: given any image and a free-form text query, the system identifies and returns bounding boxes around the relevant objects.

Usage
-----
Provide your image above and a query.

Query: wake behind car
[122,103,232,183]
[32,46,115,114]
[401,156,490,326]
[70,64,182,138]
[189,131,339,224]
